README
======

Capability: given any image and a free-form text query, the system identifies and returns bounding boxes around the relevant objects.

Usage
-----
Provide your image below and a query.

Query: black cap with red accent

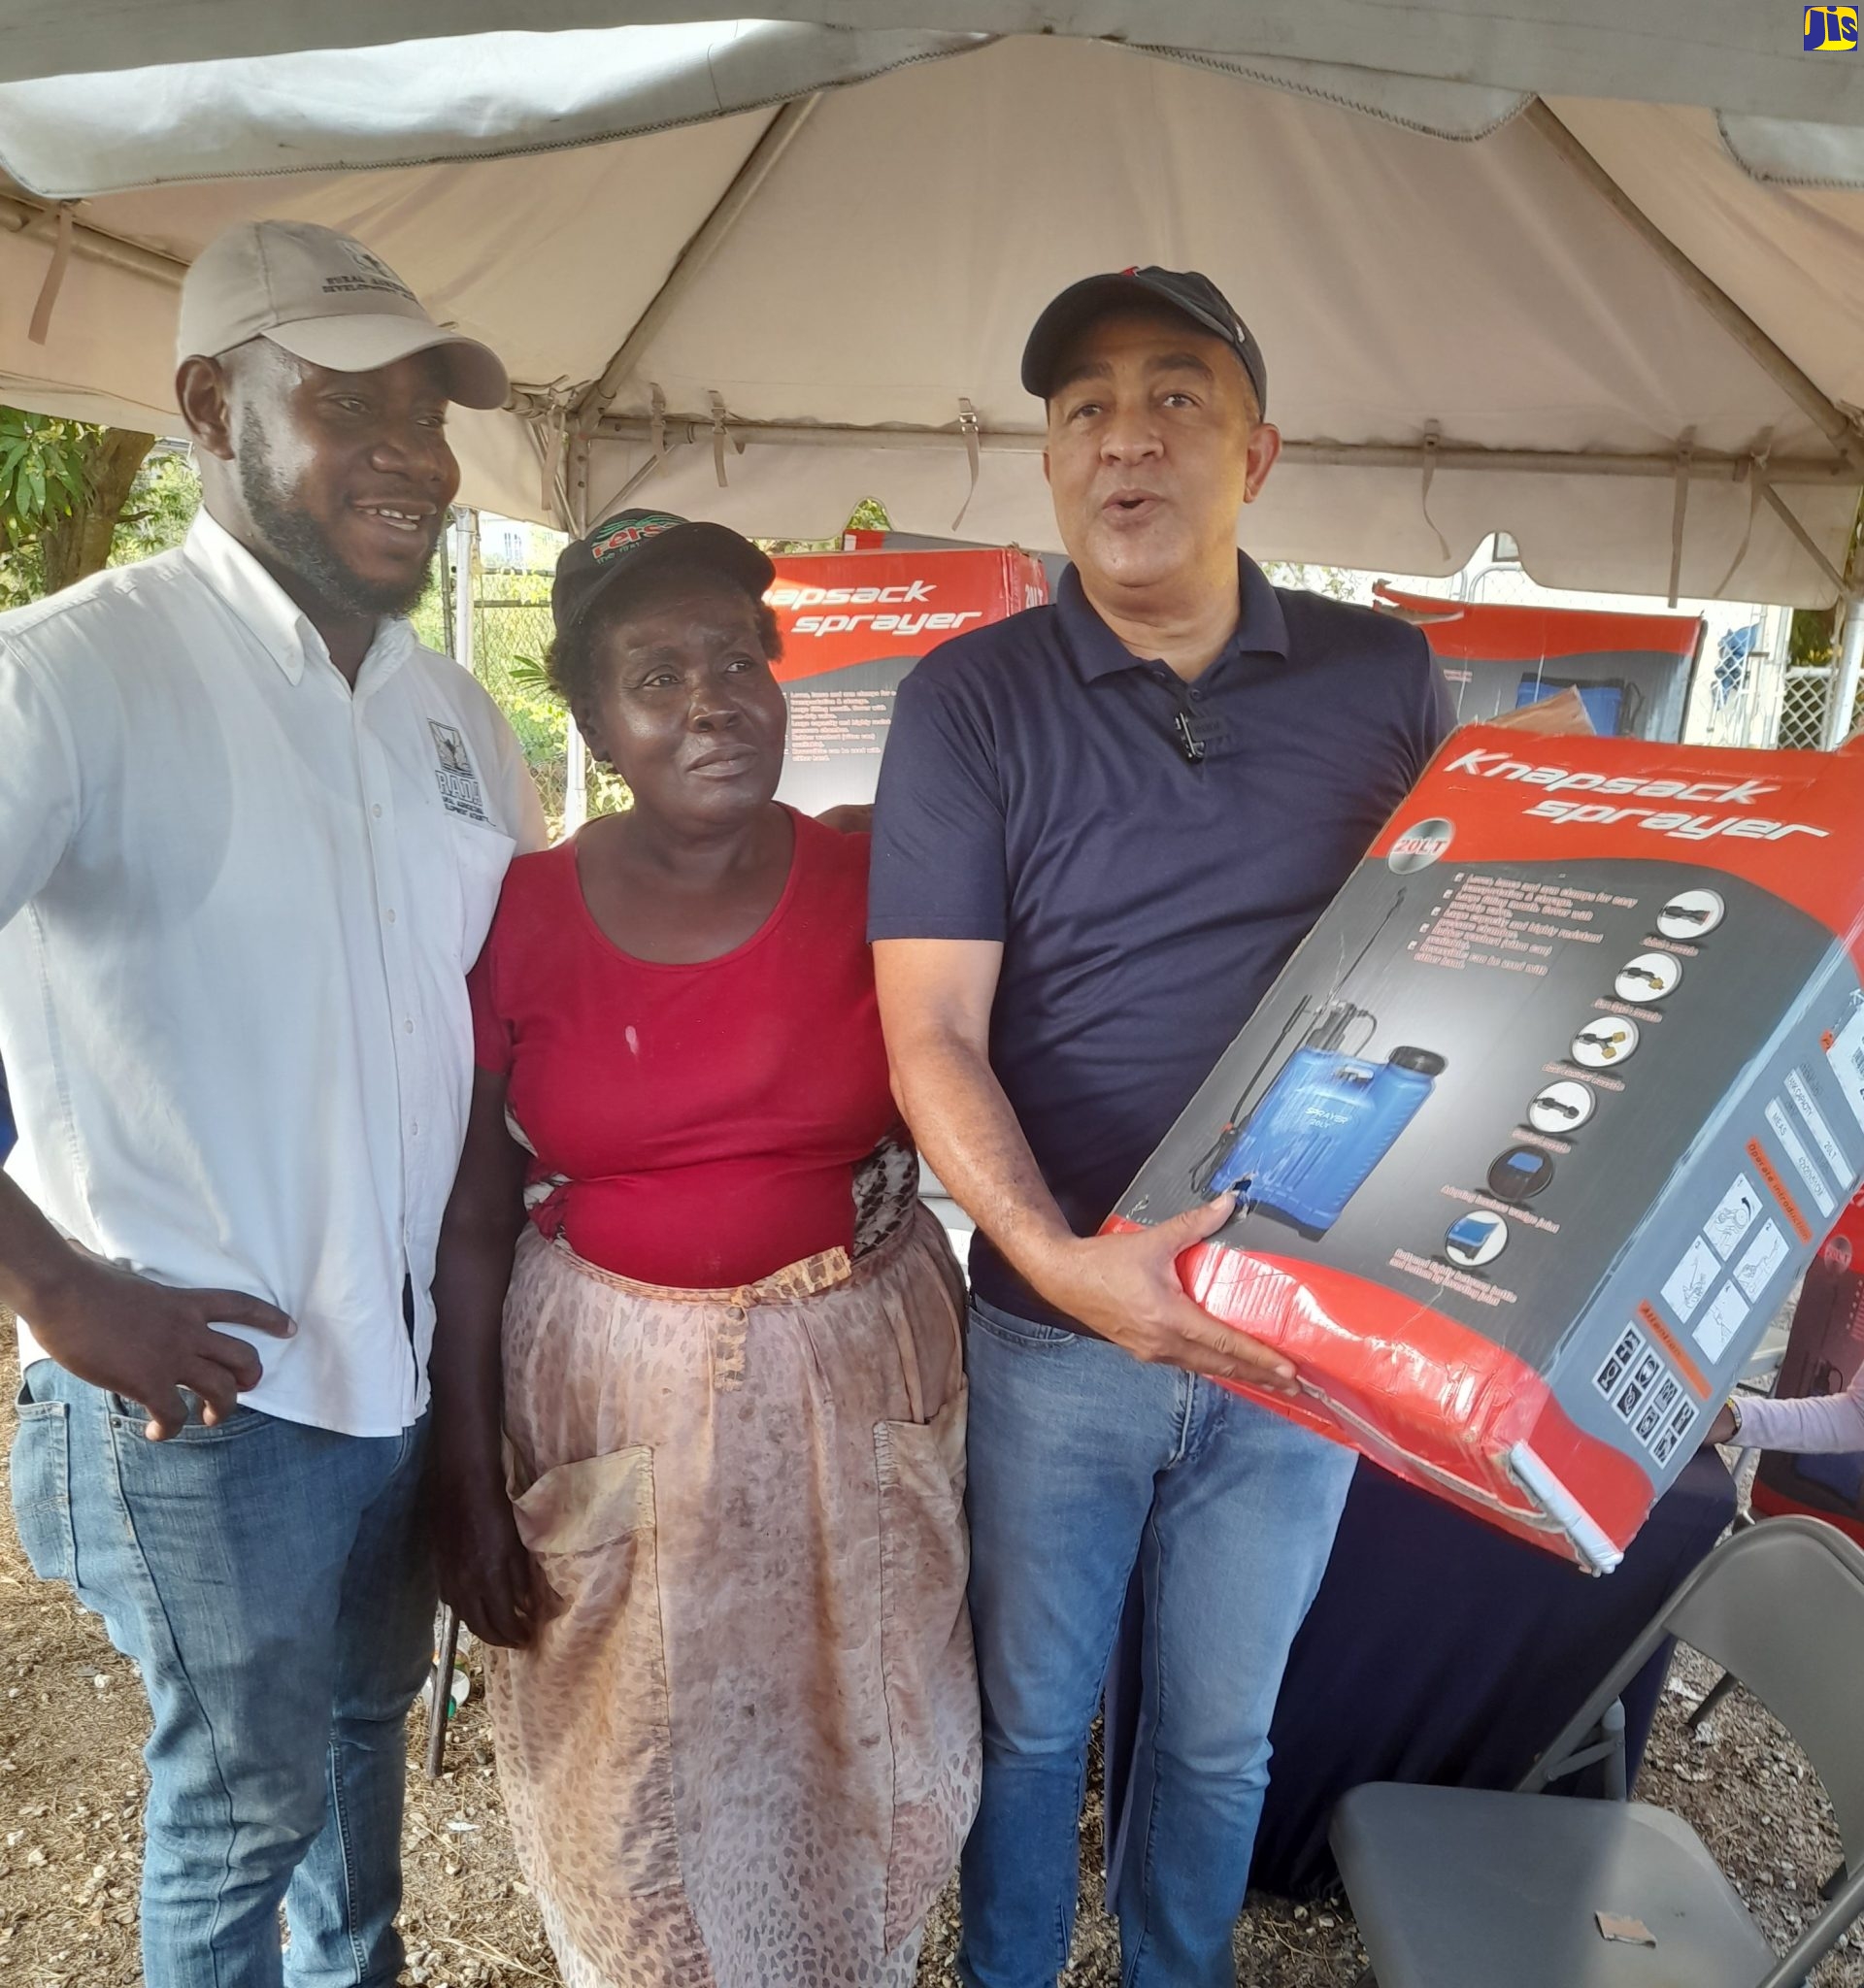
[551,508,775,634]
[1019,266,1268,414]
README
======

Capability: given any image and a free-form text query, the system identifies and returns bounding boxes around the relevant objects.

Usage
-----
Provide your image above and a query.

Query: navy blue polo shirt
[868,553,1452,1332]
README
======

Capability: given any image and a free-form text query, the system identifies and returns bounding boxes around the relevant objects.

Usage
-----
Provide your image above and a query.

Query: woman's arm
[430,1067,540,1646]
[1713,1366,1864,1455]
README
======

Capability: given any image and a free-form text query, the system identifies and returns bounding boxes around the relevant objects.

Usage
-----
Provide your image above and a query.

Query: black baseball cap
[551,508,775,633]
[1020,267,1268,415]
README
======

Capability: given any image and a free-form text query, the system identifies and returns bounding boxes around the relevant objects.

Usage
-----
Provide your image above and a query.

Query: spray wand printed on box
[1108,729,1864,1572]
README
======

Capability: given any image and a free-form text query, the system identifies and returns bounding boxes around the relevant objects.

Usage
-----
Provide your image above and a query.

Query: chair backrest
[1665,1516,1864,1868]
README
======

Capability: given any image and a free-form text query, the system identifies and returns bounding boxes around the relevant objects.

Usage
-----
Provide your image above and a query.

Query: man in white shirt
[1,220,546,1988]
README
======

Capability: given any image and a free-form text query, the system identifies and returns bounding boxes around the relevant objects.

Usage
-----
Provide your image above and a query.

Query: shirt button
[725,1304,747,1321]
[385,909,397,924]
[409,1120,420,1139]
[404,1018,416,1034]
[1189,689,1203,702]
[372,804,383,819]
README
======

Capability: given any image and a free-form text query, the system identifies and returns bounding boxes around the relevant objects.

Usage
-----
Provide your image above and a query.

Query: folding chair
[1331,1516,1864,1988]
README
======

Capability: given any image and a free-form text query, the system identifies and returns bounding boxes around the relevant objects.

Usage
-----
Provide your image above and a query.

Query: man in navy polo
[870,268,1450,1987]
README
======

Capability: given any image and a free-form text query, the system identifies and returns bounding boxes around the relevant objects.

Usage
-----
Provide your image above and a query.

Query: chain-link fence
[425,520,625,836]
[458,570,572,821]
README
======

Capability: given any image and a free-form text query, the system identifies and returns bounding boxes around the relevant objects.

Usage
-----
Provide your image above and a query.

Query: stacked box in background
[1107,727,1864,1571]
[766,547,1048,816]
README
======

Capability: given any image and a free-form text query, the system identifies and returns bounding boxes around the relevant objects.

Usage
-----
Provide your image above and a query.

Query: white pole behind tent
[1824,594,1864,750]
[450,509,475,678]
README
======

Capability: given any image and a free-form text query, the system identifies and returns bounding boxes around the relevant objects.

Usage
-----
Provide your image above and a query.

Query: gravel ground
[2,1332,1859,1987]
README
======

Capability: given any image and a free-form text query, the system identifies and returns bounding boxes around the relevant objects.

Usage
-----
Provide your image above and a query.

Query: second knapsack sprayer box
[1106,727,1864,1570]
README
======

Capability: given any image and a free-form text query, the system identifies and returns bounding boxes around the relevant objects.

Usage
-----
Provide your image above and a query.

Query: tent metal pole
[571,93,823,433]
[593,414,1849,484]
[1760,480,1848,595]
[1523,102,1864,479]
[1823,594,1864,749]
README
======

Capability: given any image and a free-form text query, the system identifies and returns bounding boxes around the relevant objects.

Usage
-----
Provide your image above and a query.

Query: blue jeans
[10,1362,434,1988]
[957,1298,1355,1988]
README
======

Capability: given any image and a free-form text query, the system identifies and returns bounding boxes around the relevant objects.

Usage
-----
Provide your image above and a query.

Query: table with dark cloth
[1102,1446,1736,1901]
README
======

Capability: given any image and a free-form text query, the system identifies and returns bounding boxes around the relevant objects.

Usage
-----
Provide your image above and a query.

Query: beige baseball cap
[177,219,509,410]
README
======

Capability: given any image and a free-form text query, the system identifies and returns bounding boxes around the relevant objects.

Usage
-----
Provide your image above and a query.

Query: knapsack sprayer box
[1106,727,1864,1571]
[767,547,1048,816]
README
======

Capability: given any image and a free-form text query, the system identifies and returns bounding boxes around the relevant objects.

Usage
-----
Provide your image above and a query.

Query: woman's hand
[435,1457,546,1649]
[1704,1402,1738,1447]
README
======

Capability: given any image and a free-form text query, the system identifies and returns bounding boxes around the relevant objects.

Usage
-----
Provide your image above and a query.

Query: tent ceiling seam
[569,91,824,437]
[1143,46,1529,143]
[1523,100,1864,479]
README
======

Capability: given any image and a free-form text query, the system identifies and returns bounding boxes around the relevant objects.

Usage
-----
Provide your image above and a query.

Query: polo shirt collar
[183,509,413,688]
[1058,551,1291,681]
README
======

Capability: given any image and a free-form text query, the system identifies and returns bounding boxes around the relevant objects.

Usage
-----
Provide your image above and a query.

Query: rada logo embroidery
[428,720,489,822]
[320,240,416,302]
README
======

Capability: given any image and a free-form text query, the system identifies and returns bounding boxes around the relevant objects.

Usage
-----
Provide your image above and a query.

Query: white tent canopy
[3,15,1864,605]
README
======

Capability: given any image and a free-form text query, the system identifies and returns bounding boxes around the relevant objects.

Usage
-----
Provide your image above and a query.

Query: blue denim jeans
[10,1362,434,1988]
[957,1298,1355,1988]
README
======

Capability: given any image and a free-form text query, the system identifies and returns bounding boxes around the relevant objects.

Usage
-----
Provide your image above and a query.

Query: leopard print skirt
[485,1202,980,1988]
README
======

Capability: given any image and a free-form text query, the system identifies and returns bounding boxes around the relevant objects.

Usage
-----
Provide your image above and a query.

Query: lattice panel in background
[1778,667,1837,752]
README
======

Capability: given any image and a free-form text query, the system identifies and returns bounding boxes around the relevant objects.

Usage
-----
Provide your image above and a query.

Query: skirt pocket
[874,1384,981,1950]
[505,1445,690,1907]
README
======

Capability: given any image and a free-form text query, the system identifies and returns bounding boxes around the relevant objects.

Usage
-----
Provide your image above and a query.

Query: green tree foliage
[0,409,167,605]
[110,447,202,569]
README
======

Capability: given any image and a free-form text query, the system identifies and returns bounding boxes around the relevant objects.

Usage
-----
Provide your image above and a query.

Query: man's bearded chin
[235,418,435,619]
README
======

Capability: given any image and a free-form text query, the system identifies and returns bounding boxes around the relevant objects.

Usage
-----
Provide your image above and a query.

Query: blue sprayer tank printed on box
[1203,1044,1447,1236]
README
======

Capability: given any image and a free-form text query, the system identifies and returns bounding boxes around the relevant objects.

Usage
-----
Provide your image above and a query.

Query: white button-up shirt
[0,512,547,1436]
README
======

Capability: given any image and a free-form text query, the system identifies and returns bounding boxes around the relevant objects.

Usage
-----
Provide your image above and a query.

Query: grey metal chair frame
[1335,1515,1864,1988]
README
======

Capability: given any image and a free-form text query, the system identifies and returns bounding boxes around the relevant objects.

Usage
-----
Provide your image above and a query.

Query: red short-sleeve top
[468,810,895,1289]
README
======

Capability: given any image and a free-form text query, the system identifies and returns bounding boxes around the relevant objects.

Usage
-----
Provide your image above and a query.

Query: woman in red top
[430,513,977,1988]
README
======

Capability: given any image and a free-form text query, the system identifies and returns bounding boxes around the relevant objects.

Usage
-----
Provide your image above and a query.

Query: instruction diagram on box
[1734,1218,1790,1302]
[1661,1234,1720,1323]
[1703,1174,1761,1260]
[1693,1282,1751,1361]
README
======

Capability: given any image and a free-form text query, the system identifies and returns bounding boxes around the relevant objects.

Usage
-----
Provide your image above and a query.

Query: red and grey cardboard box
[766,547,1048,816]
[1105,727,1864,1571]
[1752,1184,1864,1547]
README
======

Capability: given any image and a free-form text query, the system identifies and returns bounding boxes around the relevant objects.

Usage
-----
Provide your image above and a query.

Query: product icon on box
[1657,888,1724,940]
[1108,728,1864,1572]
[1614,953,1682,1003]
[1444,1210,1509,1267]
[1485,1145,1555,1203]
[1571,1016,1641,1068]
[1528,1079,1595,1134]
